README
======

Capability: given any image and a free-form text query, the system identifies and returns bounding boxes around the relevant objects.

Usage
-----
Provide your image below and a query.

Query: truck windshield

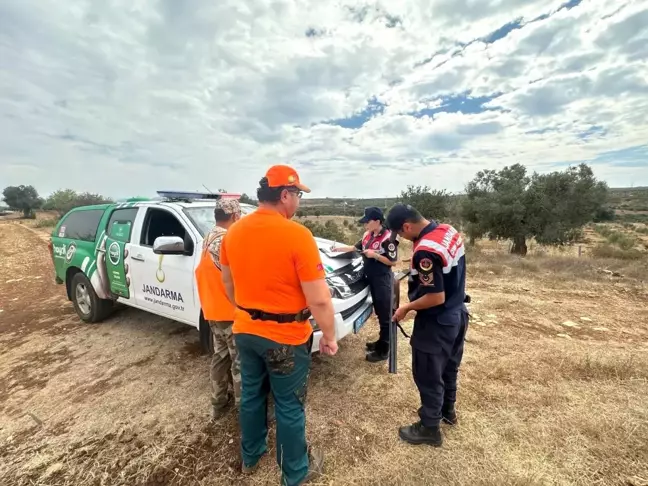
[184,204,256,237]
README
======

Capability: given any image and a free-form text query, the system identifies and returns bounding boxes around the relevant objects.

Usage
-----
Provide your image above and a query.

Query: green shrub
[591,244,644,260]
[594,224,612,237]
[617,213,648,224]
[301,220,347,243]
[606,231,637,250]
[35,218,58,228]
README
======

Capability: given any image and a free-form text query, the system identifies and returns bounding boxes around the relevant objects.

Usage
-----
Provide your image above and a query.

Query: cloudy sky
[1,0,647,199]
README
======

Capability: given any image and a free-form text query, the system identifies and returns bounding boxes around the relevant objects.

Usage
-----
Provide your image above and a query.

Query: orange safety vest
[195,245,235,322]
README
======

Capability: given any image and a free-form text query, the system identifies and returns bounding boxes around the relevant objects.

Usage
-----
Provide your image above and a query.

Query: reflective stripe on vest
[412,224,465,274]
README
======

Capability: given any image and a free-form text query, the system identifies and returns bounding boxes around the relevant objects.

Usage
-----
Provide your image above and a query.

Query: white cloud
[1,0,647,200]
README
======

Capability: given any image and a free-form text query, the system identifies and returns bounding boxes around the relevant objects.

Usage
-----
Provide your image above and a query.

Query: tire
[70,272,113,323]
[199,317,214,355]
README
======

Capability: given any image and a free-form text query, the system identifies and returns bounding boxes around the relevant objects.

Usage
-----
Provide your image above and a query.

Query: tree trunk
[469,235,475,246]
[511,236,527,256]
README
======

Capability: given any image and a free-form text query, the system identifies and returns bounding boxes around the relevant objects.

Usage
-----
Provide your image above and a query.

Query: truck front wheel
[71,272,113,323]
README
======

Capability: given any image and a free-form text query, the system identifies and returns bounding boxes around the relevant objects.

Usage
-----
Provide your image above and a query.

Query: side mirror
[153,236,187,255]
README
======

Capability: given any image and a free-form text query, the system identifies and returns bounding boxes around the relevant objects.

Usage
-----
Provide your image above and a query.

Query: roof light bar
[156,191,241,201]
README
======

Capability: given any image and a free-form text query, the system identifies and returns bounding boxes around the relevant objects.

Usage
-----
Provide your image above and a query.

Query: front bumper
[309,286,373,353]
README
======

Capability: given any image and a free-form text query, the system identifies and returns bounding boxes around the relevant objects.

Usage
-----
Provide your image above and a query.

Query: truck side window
[59,209,104,242]
[141,208,188,247]
[107,208,138,243]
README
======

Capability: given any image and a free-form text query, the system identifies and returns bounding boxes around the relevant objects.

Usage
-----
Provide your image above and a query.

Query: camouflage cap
[214,198,241,217]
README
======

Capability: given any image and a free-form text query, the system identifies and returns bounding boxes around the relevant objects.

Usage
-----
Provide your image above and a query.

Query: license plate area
[353,305,372,333]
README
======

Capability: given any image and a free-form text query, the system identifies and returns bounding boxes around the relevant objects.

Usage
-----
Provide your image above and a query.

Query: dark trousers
[412,312,468,427]
[235,333,313,486]
[368,272,393,343]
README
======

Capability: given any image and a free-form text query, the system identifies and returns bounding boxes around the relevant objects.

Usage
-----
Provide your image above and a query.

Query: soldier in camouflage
[202,198,243,420]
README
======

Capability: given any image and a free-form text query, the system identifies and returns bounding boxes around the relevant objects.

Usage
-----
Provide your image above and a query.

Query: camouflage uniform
[209,320,241,410]
[203,198,242,414]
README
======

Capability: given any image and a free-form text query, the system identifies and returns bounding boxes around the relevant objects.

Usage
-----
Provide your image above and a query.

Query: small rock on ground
[562,321,580,328]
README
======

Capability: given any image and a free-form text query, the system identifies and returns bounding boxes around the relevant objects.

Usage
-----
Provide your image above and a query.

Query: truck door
[103,207,140,300]
[128,206,200,326]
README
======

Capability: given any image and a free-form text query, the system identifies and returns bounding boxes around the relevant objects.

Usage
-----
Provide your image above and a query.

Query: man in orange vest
[195,198,242,421]
[220,165,338,486]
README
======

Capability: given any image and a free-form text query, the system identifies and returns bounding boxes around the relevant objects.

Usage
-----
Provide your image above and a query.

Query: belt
[237,306,312,323]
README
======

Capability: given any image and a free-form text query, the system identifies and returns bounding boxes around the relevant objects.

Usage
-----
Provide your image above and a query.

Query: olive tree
[398,185,450,221]
[462,163,607,255]
[2,185,42,218]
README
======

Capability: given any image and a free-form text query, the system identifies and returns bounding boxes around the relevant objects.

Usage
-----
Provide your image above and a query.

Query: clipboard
[319,247,362,259]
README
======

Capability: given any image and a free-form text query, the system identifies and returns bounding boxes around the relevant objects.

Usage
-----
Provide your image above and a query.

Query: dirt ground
[1,221,648,486]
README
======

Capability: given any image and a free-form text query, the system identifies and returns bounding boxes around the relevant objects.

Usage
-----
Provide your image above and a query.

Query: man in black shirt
[386,203,469,447]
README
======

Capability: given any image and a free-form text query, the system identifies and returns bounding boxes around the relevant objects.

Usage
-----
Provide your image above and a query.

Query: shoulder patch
[387,242,396,251]
[418,258,433,272]
[419,272,434,286]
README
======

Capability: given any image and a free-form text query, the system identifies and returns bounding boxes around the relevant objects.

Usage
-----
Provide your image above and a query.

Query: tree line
[2,162,611,256]
[1,186,112,218]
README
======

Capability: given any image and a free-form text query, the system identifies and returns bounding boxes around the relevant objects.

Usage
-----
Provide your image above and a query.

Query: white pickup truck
[48,192,374,353]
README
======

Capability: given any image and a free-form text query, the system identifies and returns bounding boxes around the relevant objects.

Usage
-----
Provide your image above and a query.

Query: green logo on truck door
[108,242,121,265]
[105,239,130,298]
[65,243,77,264]
[156,255,166,283]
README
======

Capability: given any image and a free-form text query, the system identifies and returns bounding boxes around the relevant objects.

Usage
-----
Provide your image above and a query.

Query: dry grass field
[1,216,647,486]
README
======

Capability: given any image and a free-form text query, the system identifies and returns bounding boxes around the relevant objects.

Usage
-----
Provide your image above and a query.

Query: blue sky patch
[589,145,648,168]
[578,125,607,140]
[410,92,501,118]
[323,97,385,129]
[481,19,523,44]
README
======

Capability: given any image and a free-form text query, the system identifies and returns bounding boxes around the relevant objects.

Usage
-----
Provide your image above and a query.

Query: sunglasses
[286,188,303,198]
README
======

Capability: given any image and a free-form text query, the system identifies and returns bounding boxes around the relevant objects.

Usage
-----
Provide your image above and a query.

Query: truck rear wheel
[71,272,113,323]
[199,317,214,355]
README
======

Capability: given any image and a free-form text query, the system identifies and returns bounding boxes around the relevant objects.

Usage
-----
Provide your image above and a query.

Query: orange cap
[265,165,311,193]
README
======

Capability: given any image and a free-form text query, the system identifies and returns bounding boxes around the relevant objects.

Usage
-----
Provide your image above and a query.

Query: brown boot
[210,395,232,421]
[298,446,324,485]
[241,451,267,475]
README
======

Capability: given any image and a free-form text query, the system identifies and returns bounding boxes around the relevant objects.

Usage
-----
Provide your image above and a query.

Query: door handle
[132,254,145,262]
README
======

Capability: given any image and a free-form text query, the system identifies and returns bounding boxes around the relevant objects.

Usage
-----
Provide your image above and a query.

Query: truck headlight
[326,275,353,299]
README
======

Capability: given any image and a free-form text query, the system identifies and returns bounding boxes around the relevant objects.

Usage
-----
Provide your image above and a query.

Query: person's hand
[393,305,410,322]
[363,249,377,259]
[319,336,338,356]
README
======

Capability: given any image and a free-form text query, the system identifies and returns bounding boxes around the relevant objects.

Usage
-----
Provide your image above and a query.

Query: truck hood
[314,237,363,273]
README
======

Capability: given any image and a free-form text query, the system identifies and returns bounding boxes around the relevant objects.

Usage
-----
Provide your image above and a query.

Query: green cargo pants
[234,333,312,486]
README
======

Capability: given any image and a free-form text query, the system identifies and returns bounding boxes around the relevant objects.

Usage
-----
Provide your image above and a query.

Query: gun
[389,267,411,374]
[388,261,471,373]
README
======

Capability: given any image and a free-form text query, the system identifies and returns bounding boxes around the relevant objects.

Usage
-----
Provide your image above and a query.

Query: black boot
[366,340,388,362]
[441,405,457,426]
[365,339,380,352]
[398,421,442,446]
